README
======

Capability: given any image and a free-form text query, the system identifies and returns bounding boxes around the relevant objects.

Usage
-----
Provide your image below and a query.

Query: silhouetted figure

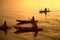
[14,16,43,37]
[16,16,38,25]
[39,8,50,17]
[0,21,11,34]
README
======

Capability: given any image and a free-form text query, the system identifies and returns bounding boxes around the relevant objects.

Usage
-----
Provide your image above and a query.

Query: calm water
[0,11,60,40]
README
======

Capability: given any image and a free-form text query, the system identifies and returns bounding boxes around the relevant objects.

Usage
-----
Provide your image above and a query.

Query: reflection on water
[0,19,60,40]
[0,12,60,40]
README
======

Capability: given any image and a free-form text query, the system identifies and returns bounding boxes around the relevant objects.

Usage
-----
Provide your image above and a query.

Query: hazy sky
[0,0,60,25]
[0,0,60,12]
[0,0,60,19]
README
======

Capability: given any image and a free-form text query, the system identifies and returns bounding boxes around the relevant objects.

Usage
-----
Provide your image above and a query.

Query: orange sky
[0,0,60,25]
[0,0,60,19]
[0,0,60,11]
